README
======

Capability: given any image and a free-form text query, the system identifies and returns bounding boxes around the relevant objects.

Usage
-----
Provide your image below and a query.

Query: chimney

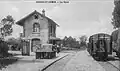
[42,9,45,16]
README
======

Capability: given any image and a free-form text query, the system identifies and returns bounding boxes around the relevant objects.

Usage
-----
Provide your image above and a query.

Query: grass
[0,53,19,70]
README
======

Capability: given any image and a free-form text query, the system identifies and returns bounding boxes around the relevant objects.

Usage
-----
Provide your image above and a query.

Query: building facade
[16,10,59,55]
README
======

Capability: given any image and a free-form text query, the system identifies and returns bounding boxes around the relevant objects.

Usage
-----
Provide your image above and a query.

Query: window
[34,14,38,19]
[33,23,40,32]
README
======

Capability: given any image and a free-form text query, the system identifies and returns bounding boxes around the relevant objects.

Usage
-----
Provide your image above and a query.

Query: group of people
[52,44,61,53]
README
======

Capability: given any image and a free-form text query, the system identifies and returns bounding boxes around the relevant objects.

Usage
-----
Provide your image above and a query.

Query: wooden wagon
[35,44,56,59]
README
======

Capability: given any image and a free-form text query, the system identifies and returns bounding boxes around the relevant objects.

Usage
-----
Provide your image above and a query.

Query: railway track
[98,56,120,71]
[107,61,120,71]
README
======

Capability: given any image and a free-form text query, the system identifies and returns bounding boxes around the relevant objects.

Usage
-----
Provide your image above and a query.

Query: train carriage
[88,33,112,60]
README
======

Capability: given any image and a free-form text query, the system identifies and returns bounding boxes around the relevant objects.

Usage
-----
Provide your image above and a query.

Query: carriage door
[31,38,40,52]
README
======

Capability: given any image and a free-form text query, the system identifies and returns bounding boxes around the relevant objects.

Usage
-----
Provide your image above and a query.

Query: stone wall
[23,13,49,44]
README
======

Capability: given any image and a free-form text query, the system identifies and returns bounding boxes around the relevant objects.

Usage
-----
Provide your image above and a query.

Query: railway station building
[16,10,60,55]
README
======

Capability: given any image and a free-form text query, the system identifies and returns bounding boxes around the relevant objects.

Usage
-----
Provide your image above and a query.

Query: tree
[62,36,80,48]
[79,35,87,47]
[0,15,15,38]
[62,36,68,46]
[111,29,119,42]
[0,15,15,56]
[7,37,18,45]
[112,0,120,29]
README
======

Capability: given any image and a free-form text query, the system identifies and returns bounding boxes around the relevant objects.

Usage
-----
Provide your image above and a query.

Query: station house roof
[16,10,59,27]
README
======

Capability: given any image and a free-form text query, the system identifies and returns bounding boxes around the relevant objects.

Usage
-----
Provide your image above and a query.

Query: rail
[107,61,120,71]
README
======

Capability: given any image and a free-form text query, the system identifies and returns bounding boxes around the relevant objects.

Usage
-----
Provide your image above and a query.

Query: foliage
[111,29,119,42]
[62,36,80,48]
[6,37,22,50]
[62,35,88,48]
[112,0,120,28]
[0,15,15,53]
[0,40,9,57]
[7,37,20,45]
[0,15,15,37]
[16,38,23,50]
[79,35,87,47]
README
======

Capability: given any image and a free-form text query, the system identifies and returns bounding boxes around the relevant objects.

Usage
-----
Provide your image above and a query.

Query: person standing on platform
[56,44,60,53]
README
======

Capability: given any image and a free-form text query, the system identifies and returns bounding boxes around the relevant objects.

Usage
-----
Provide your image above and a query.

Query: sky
[0,0,115,40]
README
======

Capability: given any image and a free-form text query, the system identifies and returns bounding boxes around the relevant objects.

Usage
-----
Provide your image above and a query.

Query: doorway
[31,38,40,52]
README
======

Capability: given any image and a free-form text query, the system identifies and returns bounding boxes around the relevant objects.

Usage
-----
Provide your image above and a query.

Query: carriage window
[33,23,40,32]
[100,40,104,46]
[100,41,102,45]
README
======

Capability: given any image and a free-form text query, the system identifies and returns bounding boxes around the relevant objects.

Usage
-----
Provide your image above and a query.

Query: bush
[80,42,87,47]
[0,40,9,57]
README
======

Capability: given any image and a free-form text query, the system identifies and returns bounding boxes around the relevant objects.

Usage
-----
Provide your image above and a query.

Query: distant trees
[61,35,88,49]
[62,36,80,48]
[112,0,120,29]
[79,35,87,47]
